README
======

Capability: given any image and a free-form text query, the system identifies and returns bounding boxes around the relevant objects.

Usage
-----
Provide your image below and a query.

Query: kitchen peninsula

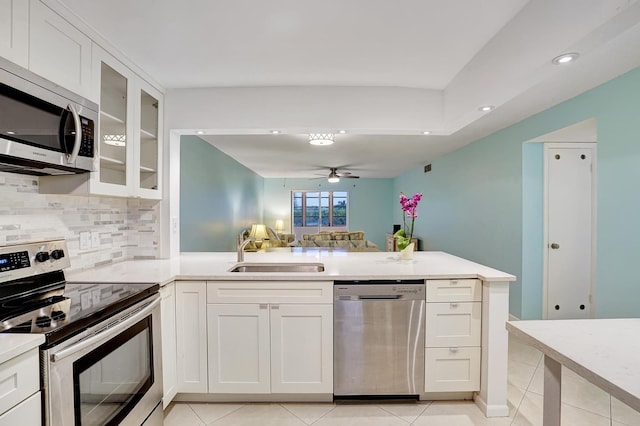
[66,250,515,417]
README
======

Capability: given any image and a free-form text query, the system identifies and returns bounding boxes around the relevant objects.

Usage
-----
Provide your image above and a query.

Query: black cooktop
[2,280,158,347]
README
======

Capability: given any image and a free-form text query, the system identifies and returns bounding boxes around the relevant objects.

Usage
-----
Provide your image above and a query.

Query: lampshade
[249,224,268,240]
[308,133,334,146]
[274,219,284,233]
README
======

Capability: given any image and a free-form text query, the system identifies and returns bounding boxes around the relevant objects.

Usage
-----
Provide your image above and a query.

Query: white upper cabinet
[28,0,93,101]
[41,46,163,199]
[93,48,135,197]
[0,0,29,67]
[135,80,162,198]
[92,47,163,199]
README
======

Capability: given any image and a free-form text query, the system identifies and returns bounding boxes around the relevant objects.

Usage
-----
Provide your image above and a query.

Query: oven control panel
[0,250,30,272]
[0,239,70,283]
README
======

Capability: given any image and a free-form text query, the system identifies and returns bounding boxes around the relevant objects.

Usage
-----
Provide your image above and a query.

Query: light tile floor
[164,336,640,426]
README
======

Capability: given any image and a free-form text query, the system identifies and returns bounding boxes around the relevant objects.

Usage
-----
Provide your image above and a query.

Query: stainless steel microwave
[0,56,97,176]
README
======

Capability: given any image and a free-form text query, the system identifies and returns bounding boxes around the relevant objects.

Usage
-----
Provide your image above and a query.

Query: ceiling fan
[326,167,360,183]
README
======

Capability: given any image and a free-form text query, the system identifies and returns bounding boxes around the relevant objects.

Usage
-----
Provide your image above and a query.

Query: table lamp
[249,224,269,249]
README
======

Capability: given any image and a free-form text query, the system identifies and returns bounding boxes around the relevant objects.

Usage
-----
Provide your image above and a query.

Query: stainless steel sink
[228,262,325,273]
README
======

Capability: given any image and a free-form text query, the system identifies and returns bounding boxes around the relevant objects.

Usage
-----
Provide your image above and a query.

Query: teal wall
[180,136,264,251]
[521,143,543,319]
[395,65,640,319]
[263,178,394,249]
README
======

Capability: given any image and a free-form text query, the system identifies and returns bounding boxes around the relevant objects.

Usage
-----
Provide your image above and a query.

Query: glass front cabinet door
[135,81,162,199]
[93,47,162,199]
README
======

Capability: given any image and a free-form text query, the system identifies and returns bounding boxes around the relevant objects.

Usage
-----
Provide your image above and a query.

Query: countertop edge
[0,334,44,364]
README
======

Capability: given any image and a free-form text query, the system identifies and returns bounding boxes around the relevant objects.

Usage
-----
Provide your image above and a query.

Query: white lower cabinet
[425,347,481,392]
[0,392,41,426]
[160,282,177,407]
[207,303,270,393]
[270,304,333,393]
[425,279,482,393]
[175,281,208,393]
[0,348,40,426]
[207,281,333,395]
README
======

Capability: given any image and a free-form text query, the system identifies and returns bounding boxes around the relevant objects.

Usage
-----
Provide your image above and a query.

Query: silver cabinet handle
[450,303,459,308]
[550,243,560,249]
[271,304,279,310]
[259,304,268,309]
[449,347,459,354]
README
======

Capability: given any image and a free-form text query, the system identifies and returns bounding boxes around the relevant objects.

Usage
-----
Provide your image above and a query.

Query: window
[292,191,348,228]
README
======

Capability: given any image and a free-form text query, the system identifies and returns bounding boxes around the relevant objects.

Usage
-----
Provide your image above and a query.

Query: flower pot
[400,242,414,260]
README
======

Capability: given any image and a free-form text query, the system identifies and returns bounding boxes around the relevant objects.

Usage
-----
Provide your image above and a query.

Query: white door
[270,304,333,394]
[207,304,271,393]
[544,143,595,319]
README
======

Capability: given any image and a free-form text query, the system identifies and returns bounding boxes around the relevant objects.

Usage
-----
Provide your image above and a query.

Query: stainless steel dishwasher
[334,279,425,397]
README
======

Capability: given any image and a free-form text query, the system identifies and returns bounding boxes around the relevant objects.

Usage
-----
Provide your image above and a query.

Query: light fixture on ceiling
[6,131,15,135]
[196,130,205,135]
[327,169,340,183]
[308,133,334,146]
[338,130,347,134]
[552,52,580,65]
[270,130,280,134]
[478,105,495,112]
[422,131,431,135]
[104,134,126,146]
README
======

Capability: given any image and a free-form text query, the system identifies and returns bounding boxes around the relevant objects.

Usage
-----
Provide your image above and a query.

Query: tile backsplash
[0,172,160,272]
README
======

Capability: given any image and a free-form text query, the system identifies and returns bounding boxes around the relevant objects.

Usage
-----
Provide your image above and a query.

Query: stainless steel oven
[0,240,163,426]
[42,294,162,426]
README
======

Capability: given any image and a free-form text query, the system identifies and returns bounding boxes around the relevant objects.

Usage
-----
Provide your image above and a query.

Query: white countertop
[506,319,640,412]
[0,334,44,364]
[66,250,515,285]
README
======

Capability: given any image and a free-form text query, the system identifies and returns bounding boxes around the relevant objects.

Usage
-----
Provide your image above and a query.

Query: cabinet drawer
[425,347,480,392]
[0,349,39,417]
[425,302,481,347]
[207,281,333,304]
[426,279,481,302]
[0,391,40,426]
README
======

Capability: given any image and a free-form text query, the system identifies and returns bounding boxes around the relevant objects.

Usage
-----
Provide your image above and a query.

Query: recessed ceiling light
[308,133,334,146]
[6,131,15,135]
[422,131,431,135]
[552,52,580,65]
[196,130,205,135]
[478,105,495,112]
[270,130,280,134]
[338,130,347,134]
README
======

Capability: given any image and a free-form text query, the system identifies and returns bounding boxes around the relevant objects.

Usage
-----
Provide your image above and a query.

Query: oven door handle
[51,296,161,363]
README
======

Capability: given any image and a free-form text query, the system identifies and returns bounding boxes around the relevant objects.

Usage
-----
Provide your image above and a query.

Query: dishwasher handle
[357,295,403,300]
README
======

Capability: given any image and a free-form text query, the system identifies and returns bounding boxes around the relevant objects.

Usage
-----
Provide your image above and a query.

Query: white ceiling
[57,0,640,178]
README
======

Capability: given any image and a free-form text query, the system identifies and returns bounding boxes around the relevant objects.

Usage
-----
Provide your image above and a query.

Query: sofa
[292,231,380,251]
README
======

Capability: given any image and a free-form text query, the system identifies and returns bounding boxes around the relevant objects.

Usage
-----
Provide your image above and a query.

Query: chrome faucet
[237,235,254,263]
